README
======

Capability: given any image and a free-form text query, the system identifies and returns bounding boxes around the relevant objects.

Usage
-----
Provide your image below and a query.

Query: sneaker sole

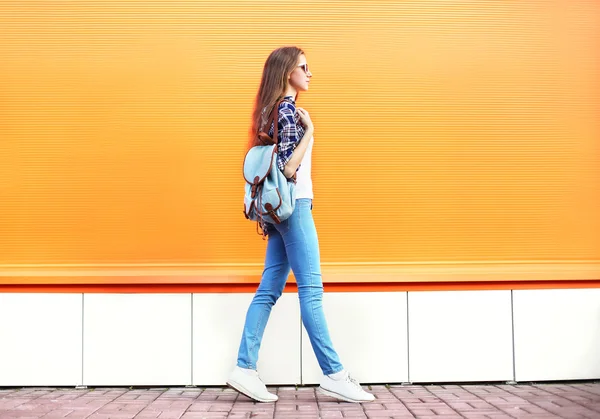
[318,386,374,403]
[226,380,278,403]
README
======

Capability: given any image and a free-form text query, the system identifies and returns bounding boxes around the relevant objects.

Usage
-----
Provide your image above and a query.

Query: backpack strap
[257,99,282,147]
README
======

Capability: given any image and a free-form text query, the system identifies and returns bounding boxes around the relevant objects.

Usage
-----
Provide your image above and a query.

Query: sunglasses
[297,63,311,74]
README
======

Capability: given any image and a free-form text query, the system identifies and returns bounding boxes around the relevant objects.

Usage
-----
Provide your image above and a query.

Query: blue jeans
[236,198,344,375]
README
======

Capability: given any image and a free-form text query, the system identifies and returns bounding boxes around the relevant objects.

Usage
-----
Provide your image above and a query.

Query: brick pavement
[1,383,599,419]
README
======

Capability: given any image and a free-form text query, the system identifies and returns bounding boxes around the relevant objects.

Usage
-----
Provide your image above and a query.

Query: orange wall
[1,1,599,285]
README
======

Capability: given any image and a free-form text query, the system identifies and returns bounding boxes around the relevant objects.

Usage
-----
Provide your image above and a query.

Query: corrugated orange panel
[0,1,599,284]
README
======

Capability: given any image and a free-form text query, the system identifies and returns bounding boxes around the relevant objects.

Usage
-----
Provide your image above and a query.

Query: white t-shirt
[294,137,314,200]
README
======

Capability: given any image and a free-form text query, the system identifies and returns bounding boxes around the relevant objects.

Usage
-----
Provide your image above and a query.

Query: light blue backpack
[243,101,296,233]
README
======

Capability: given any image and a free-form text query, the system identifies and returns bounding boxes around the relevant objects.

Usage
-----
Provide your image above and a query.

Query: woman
[227,46,375,404]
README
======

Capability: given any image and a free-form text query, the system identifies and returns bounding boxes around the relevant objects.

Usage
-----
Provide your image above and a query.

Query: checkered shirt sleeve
[269,100,305,173]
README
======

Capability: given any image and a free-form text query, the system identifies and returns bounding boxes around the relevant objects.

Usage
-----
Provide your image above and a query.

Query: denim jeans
[236,198,344,375]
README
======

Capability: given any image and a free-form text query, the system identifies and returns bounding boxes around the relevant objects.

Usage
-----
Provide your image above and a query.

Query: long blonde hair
[248,46,304,148]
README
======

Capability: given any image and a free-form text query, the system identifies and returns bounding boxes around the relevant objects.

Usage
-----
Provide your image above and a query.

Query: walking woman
[227,46,375,404]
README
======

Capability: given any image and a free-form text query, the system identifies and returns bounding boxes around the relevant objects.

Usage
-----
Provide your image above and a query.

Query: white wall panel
[0,293,82,386]
[408,290,513,383]
[83,294,191,386]
[193,293,301,385]
[301,292,409,385]
[3,288,600,386]
[514,288,600,381]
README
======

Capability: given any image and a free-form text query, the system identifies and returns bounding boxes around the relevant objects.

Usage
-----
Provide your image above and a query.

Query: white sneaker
[226,366,278,403]
[319,370,375,403]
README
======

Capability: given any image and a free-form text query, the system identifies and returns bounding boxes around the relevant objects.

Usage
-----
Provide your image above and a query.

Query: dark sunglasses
[298,63,311,74]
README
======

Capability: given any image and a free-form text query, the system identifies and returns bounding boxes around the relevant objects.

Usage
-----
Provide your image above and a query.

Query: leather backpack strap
[257,98,283,146]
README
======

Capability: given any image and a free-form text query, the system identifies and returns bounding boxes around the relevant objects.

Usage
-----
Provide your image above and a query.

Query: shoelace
[345,374,362,389]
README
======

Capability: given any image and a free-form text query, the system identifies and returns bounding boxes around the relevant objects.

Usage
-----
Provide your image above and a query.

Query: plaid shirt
[268,96,305,173]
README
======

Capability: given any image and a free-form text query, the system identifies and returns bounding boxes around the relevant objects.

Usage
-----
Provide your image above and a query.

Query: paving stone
[0,384,599,418]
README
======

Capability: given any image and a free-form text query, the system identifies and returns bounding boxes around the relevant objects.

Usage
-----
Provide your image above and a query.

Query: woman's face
[288,55,312,92]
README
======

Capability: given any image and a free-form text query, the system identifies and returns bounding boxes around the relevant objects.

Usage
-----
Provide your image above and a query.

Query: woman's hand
[296,107,314,132]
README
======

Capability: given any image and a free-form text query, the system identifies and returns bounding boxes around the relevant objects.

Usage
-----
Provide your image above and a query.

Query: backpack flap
[243,144,277,186]
[255,156,296,224]
[243,144,277,220]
